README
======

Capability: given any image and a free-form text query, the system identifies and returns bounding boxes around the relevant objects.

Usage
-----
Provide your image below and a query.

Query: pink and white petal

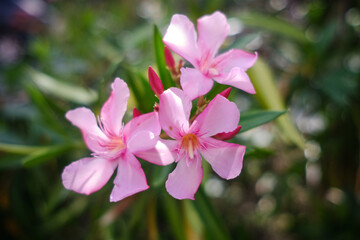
[213,49,257,72]
[192,95,239,137]
[163,14,200,67]
[62,157,116,195]
[100,78,129,136]
[197,11,229,59]
[180,67,214,100]
[159,88,191,139]
[127,131,157,153]
[123,112,161,142]
[165,156,203,200]
[200,137,245,180]
[214,67,256,94]
[65,107,108,152]
[110,152,149,202]
[134,139,177,166]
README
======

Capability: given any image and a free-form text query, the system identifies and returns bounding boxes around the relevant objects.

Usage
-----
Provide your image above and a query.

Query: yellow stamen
[181,133,199,159]
[108,137,125,151]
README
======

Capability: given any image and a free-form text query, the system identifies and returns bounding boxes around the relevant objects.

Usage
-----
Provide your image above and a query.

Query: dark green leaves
[240,110,287,132]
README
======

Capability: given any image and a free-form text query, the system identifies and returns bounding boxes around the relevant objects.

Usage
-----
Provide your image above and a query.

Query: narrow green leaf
[248,57,305,148]
[237,12,309,44]
[0,142,43,154]
[25,83,67,135]
[183,200,203,239]
[95,60,123,110]
[244,147,273,158]
[205,82,228,100]
[240,110,286,132]
[161,193,186,240]
[27,67,97,105]
[191,187,231,240]
[22,142,78,167]
[128,193,151,231]
[124,67,154,113]
[42,197,88,232]
[153,25,174,89]
[150,165,173,188]
[0,155,23,169]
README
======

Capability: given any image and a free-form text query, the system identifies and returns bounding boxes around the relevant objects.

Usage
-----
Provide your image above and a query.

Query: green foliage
[1,0,360,239]
[240,110,286,133]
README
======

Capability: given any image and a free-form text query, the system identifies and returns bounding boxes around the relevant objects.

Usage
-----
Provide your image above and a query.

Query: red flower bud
[213,126,242,140]
[219,87,232,98]
[164,46,175,70]
[133,107,141,118]
[148,66,164,96]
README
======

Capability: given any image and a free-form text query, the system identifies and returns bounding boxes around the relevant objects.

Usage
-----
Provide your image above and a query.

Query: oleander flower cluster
[62,11,257,201]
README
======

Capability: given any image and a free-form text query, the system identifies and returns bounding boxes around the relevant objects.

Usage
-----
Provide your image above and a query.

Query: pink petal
[165,155,203,200]
[192,95,239,137]
[200,137,245,180]
[213,125,242,140]
[123,112,161,142]
[214,67,256,94]
[159,88,191,139]
[65,107,108,152]
[197,11,229,60]
[163,14,200,68]
[62,157,116,195]
[110,152,149,202]
[127,131,157,153]
[180,67,214,100]
[134,139,177,165]
[100,78,129,136]
[213,49,257,72]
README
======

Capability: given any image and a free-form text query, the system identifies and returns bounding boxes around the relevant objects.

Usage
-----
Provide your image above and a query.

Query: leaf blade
[240,110,286,133]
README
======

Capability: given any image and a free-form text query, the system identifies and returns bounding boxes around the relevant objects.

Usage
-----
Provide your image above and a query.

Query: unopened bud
[148,66,164,96]
[164,46,175,70]
[219,87,232,98]
[213,126,242,140]
[133,107,141,118]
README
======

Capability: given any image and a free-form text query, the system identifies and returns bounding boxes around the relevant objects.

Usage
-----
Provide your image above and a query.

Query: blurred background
[0,0,359,239]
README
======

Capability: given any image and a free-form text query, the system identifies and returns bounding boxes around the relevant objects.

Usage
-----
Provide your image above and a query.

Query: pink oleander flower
[62,78,174,202]
[158,88,246,200]
[163,11,257,100]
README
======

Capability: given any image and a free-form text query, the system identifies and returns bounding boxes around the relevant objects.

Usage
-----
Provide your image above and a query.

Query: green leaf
[124,66,154,113]
[26,67,98,105]
[0,142,43,154]
[22,142,80,167]
[191,187,231,240]
[183,200,203,239]
[150,165,173,188]
[248,57,305,148]
[205,82,229,100]
[95,60,123,110]
[153,25,174,89]
[0,155,23,169]
[236,12,309,44]
[42,197,88,232]
[161,193,186,240]
[240,110,286,133]
[25,83,67,135]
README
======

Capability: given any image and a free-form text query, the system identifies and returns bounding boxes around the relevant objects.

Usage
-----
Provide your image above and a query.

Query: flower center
[181,133,199,159]
[107,137,126,152]
[208,67,219,76]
